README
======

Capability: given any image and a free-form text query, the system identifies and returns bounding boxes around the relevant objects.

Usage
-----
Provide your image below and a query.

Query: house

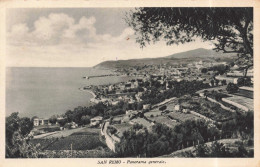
[166,81,170,90]
[199,92,205,97]
[111,100,119,106]
[90,98,101,104]
[70,122,78,129]
[215,75,238,84]
[126,110,137,115]
[33,118,50,126]
[125,83,131,89]
[182,108,190,113]
[143,104,151,110]
[174,105,181,111]
[128,99,136,104]
[108,85,115,91]
[111,117,121,124]
[90,116,103,127]
[177,78,183,82]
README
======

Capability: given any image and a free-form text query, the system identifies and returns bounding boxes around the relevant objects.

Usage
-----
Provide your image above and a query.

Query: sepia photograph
[3,5,257,161]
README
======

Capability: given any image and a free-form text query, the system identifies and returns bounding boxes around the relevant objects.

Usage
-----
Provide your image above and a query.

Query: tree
[127,8,253,76]
[213,65,228,75]
[226,83,239,94]
[210,80,215,87]
[194,144,209,157]
[19,117,33,136]
[201,68,208,73]
[81,115,91,125]
[159,105,167,111]
[215,80,219,86]
[208,141,229,157]
[6,112,38,158]
[237,77,252,86]
[221,80,227,85]
[49,115,58,124]
[57,118,67,127]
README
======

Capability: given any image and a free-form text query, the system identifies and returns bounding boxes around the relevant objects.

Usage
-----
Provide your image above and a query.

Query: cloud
[32,13,74,43]
[8,13,134,46]
[6,12,212,67]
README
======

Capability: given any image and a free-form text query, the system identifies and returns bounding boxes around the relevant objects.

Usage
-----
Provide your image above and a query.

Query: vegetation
[107,126,118,135]
[188,140,253,157]
[45,134,106,150]
[115,111,253,157]
[159,105,167,111]
[237,77,252,87]
[226,83,239,93]
[207,90,228,101]
[209,64,230,75]
[42,149,116,158]
[141,80,209,105]
[6,112,39,158]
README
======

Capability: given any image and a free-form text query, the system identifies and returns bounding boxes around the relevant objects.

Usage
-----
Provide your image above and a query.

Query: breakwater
[83,74,124,79]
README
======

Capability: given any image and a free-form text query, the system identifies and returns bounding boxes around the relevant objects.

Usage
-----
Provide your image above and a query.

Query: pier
[83,74,122,79]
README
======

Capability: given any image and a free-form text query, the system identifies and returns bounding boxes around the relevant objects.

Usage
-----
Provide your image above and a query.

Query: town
[16,57,253,158]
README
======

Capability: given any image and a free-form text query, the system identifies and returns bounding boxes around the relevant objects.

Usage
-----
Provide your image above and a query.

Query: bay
[6,67,130,118]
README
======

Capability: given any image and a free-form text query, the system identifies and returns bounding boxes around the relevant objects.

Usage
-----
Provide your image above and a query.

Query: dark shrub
[237,77,252,86]
[226,83,239,93]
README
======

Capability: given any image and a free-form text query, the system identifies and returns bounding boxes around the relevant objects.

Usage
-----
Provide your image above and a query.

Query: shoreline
[79,88,96,98]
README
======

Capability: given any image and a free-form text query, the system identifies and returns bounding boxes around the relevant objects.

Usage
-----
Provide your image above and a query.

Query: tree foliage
[6,112,38,158]
[226,83,239,93]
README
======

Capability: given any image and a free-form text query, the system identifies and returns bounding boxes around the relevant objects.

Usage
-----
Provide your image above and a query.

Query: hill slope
[166,48,231,59]
[94,48,236,69]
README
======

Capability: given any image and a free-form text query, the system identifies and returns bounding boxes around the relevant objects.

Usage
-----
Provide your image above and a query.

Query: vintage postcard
[0,0,259,167]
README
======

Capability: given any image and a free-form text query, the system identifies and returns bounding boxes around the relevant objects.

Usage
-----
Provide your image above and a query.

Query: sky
[6,8,214,67]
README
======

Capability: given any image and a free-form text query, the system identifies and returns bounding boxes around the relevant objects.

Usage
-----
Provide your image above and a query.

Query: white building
[174,105,181,111]
[143,104,151,110]
[215,75,238,84]
[90,116,103,127]
[33,118,50,126]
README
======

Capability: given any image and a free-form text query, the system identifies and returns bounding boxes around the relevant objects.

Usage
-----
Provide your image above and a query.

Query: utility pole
[71,143,73,157]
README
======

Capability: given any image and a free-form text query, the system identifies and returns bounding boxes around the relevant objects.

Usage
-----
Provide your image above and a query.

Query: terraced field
[149,115,179,127]
[113,123,133,136]
[224,95,254,111]
[30,138,58,150]
[44,134,106,150]
[144,110,162,117]
[31,127,105,151]
[234,89,253,99]
[130,118,152,127]
[167,111,200,122]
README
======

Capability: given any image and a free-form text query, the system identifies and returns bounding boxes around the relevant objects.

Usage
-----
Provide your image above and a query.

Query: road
[34,127,94,139]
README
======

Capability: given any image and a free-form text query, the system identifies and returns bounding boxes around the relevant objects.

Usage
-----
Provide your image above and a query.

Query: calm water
[6,67,130,118]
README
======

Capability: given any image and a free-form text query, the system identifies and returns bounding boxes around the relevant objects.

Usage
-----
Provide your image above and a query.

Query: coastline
[85,89,96,98]
[79,88,96,98]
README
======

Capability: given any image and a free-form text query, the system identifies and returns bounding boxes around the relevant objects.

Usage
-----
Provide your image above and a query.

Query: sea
[6,67,131,118]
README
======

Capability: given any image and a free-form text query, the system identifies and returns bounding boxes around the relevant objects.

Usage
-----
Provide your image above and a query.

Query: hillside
[159,138,241,158]
[94,48,236,69]
[166,48,232,59]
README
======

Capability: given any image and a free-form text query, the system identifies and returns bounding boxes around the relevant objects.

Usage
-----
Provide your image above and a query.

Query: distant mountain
[166,48,231,59]
[94,48,236,69]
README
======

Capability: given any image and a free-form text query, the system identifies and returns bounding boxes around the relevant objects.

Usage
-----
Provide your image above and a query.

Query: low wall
[207,97,236,112]
[100,122,120,152]
[222,98,249,112]
[189,111,214,122]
